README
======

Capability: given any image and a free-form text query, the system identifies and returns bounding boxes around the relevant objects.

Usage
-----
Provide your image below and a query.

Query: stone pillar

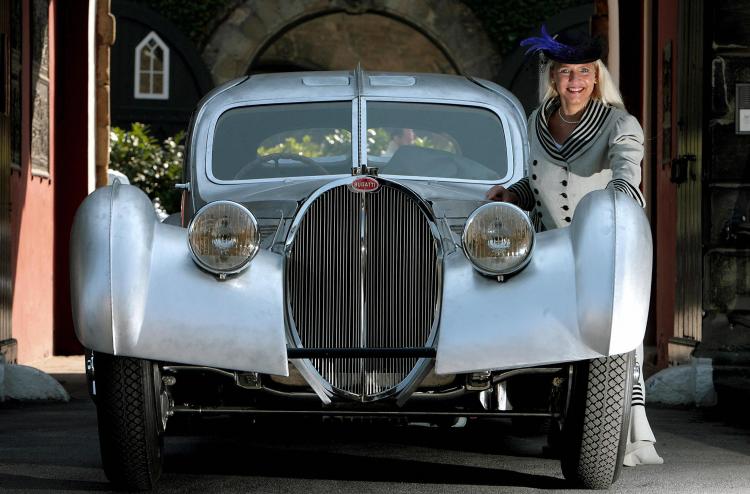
[95,0,115,188]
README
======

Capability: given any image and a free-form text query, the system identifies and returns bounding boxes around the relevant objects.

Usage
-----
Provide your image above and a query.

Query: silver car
[71,68,652,490]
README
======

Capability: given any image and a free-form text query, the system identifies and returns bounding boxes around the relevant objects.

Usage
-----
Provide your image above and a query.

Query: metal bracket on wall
[670,154,696,184]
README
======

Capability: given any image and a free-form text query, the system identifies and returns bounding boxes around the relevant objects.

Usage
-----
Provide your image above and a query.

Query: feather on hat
[520,25,604,64]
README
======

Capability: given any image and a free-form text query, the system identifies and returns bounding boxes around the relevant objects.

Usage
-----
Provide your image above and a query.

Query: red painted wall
[12,0,56,363]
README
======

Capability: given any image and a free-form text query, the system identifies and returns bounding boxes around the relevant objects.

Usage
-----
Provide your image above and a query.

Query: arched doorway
[251,12,457,75]
[203,0,500,83]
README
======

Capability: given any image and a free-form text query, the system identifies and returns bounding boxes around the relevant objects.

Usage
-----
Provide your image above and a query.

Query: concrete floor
[0,358,748,493]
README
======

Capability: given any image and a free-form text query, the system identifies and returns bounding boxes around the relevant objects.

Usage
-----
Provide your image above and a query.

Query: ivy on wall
[464,0,592,57]
[131,0,591,55]
[129,0,240,49]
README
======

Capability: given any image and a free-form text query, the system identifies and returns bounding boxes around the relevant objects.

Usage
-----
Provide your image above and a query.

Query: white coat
[508,97,662,466]
[509,97,645,230]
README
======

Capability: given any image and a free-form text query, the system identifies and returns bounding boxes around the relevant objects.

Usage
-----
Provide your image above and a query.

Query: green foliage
[109,123,184,214]
[367,128,457,156]
[131,0,237,49]
[257,129,351,157]
[463,0,591,56]
[132,0,590,56]
[254,127,456,160]
[367,128,392,156]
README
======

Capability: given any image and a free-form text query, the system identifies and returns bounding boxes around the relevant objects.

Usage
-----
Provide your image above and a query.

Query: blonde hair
[538,59,625,109]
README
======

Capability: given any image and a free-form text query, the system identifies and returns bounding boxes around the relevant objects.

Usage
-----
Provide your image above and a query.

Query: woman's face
[552,62,597,108]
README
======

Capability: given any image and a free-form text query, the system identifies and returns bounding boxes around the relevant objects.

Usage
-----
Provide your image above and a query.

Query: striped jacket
[509,97,645,230]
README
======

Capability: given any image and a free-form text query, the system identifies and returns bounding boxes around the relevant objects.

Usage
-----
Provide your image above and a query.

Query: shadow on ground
[163,419,567,489]
[0,473,112,492]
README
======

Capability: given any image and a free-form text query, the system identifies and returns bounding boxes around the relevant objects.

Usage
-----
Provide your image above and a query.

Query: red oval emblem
[350,177,380,193]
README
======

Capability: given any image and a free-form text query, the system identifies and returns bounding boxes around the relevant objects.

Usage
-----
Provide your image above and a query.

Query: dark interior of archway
[250,60,324,75]
[249,12,457,75]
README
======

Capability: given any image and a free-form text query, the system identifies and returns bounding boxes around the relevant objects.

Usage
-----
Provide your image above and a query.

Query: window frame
[133,31,170,100]
[363,97,513,184]
[206,98,357,184]
[205,97,513,186]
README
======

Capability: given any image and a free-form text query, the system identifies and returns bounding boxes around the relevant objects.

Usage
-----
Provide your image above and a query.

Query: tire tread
[562,352,633,489]
[95,353,162,490]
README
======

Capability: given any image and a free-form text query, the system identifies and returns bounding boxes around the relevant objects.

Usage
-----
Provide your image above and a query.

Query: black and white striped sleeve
[607,113,646,208]
[607,178,646,208]
[508,177,535,211]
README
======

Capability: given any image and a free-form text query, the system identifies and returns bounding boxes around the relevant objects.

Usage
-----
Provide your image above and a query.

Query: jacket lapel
[535,99,566,162]
[535,98,613,163]
[560,99,612,161]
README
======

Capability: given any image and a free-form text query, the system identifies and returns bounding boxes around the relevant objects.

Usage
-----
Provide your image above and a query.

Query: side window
[134,31,169,100]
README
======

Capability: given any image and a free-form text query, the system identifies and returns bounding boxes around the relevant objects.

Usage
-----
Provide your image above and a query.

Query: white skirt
[624,343,664,466]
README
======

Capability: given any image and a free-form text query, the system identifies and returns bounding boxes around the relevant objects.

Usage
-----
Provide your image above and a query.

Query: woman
[487,27,663,467]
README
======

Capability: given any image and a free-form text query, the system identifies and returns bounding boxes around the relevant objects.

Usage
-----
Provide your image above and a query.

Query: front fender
[70,183,288,376]
[435,188,652,374]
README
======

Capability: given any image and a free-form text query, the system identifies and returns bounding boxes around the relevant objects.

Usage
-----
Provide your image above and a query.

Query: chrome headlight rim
[462,201,535,277]
[187,200,260,276]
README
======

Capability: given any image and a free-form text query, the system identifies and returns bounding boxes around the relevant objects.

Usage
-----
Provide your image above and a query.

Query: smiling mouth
[567,88,584,93]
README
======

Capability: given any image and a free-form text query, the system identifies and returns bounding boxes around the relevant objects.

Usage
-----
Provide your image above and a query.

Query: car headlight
[187,201,260,276]
[462,202,534,277]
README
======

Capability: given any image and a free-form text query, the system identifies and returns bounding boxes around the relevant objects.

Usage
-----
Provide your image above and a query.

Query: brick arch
[203,0,501,84]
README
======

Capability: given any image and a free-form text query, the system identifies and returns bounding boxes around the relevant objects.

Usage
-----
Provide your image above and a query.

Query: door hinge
[670,155,696,184]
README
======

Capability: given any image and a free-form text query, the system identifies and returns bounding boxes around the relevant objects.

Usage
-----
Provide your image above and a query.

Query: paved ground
[0,358,749,493]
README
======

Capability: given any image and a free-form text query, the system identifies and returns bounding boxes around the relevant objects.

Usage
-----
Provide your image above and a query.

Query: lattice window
[134,31,169,100]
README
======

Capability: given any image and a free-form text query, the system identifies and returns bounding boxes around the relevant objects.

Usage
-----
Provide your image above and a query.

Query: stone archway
[252,12,458,75]
[203,0,501,84]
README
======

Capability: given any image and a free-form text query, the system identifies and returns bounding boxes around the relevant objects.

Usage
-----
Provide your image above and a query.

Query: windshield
[211,102,353,180]
[210,101,508,182]
[367,102,508,181]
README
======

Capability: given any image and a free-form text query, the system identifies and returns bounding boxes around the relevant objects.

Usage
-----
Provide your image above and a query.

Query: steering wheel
[234,152,328,179]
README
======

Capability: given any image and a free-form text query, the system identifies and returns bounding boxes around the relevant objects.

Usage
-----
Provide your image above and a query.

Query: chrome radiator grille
[286,182,439,399]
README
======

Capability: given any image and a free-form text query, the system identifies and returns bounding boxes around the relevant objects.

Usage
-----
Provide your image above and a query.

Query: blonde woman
[488,27,663,467]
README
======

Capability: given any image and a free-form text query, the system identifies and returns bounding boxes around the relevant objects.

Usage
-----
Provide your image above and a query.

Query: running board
[171,406,559,418]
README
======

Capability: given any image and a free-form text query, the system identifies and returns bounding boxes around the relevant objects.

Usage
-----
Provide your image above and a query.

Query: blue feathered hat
[520,25,604,64]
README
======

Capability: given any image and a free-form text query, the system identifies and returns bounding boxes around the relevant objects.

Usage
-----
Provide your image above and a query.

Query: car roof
[200,69,524,112]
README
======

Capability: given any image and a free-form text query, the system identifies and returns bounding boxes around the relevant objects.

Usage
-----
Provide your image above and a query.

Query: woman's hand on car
[485,185,520,205]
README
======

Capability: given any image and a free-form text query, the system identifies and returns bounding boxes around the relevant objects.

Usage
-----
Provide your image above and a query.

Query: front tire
[94,352,163,490]
[560,352,634,489]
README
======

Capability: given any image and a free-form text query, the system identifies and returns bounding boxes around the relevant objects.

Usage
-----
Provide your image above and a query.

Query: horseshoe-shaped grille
[286,182,440,400]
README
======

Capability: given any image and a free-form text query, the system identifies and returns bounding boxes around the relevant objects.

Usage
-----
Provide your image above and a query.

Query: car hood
[196,177,490,220]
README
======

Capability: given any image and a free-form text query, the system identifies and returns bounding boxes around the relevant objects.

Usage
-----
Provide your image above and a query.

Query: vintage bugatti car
[71,68,652,490]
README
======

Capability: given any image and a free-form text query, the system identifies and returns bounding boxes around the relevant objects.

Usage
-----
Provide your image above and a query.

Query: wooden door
[654,0,705,367]
[672,0,704,355]
[0,0,14,362]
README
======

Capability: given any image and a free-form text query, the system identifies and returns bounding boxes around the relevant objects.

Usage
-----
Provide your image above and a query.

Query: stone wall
[704,0,750,355]
[203,0,502,84]
[30,0,49,176]
[254,12,457,74]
